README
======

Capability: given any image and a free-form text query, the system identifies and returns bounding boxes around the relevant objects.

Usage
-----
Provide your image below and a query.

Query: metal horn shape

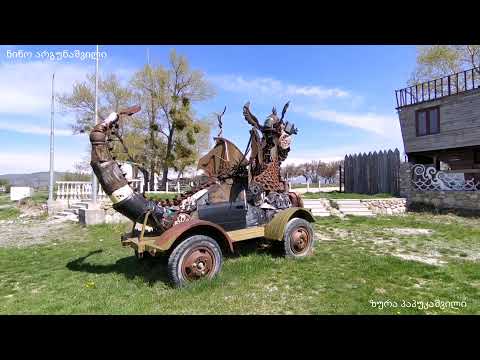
[272,106,277,115]
[216,106,227,137]
[243,102,261,130]
[280,101,290,122]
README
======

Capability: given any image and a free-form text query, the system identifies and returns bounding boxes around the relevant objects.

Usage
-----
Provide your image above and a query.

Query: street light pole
[91,45,99,204]
[48,72,55,202]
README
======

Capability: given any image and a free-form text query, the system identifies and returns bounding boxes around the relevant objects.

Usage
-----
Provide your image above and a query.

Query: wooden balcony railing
[395,67,480,109]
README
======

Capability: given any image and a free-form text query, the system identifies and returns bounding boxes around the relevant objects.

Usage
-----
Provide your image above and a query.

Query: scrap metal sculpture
[89,101,300,233]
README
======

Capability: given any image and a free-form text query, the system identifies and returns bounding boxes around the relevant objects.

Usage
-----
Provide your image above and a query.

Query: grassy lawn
[1,212,479,314]
[0,207,20,220]
[0,193,12,205]
[30,190,48,205]
[302,191,395,200]
[0,194,18,220]
[145,192,179,201]
[0,191,48,220]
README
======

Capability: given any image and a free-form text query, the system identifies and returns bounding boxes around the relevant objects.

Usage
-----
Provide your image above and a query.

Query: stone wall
[400,162,480,211]
[361,199,406,215]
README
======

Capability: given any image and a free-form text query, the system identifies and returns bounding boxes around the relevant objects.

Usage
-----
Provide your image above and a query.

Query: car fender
[264,207,315,241]
[153,219,235,253]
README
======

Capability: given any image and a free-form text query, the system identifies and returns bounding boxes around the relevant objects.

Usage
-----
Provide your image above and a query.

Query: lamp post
[48,72,55,205]
[91,45,99,204]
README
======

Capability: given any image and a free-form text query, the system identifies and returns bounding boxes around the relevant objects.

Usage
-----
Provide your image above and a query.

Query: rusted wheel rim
[290,227,311,254]
[181,246,216,281]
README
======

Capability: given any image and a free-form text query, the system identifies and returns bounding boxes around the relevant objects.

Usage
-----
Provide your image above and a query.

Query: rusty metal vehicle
[89,102,315,287]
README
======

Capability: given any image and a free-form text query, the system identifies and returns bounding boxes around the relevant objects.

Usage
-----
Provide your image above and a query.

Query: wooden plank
[394,149,400,195]
[228,226,265,242]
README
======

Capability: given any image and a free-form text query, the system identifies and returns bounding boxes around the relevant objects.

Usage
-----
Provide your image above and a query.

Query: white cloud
[286,84,348,98]
[0,60,92,116]
[209,74,349,100]
[0,151,86,174]
[0,121,73,136]
[209,73,401,139]
[302,108,400,138]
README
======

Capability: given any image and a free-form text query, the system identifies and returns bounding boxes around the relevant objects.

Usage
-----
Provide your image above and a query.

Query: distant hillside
[0,172,67,188]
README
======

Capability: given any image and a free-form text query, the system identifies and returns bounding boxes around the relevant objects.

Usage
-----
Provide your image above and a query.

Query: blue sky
[0,45,417,174]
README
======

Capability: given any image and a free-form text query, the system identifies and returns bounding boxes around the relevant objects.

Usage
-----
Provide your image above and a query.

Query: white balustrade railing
[55,178,185,202]
[56,181,107,202]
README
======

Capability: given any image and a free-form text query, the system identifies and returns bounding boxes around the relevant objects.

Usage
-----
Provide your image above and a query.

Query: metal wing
[243,102,261,130]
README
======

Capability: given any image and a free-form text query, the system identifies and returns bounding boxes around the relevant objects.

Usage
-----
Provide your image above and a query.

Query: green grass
[0,207,20,220]
[145,193,178,201]
[1,213,479,314]
[0,191,48,220]
[0,191,48,206]
[0,193,18,220]
[302,191,395,200]
[30,191,48,204]
[0,194,11,206]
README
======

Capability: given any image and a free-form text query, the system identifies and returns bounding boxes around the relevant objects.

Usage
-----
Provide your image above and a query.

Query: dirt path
[0,218,77,248]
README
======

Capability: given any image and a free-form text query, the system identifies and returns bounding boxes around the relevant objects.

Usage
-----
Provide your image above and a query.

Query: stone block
[79,208,105,226]
[47,199,67,216]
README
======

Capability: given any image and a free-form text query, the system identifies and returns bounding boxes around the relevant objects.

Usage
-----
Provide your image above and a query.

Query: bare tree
[131,50,215,190]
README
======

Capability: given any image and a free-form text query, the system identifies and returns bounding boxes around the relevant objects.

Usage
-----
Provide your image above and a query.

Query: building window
[474,150,480,164]
[416,107,440,136]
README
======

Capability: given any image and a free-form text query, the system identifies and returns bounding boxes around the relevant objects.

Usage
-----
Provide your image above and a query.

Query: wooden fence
[343,149,400,195]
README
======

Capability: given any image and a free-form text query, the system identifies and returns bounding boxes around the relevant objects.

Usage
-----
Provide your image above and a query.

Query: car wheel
[167,235,223,287]
[282,218,315,258]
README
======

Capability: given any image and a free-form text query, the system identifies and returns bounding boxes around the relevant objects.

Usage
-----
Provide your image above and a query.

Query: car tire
[167,235,223,287]
[282,218,315,258]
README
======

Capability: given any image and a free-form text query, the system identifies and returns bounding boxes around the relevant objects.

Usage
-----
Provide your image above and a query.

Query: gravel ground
[0,218,77,248]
